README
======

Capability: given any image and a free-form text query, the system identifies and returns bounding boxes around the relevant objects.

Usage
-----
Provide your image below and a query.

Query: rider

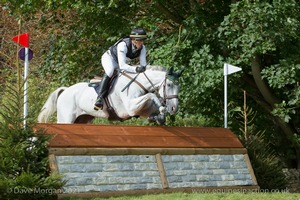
[94,27,148,111]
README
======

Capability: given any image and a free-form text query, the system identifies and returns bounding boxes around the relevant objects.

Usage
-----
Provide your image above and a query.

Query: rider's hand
[135,65,146,73]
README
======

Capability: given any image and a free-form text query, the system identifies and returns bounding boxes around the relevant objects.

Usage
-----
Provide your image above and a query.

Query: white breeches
[101,51,118,78]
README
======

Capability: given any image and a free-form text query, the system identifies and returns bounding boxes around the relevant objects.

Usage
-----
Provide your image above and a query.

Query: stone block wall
[54,154,255,193]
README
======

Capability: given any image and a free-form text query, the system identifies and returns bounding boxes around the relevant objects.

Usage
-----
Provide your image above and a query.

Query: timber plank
[36,124,243,148]
[37,124,236,137]
[48,135,242,148]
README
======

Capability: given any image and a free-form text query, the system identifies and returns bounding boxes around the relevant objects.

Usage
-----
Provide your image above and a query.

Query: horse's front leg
[147,111,166,125]
[145,96,167,125]
[125,93,162,117]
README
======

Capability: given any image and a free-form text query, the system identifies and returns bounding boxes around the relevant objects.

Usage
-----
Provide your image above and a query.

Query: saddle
[88,72,124,121]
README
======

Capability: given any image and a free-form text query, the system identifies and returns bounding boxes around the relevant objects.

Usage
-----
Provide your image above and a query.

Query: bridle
[121,71,179,105]
[142,72,179,106]
[160,76,179,105]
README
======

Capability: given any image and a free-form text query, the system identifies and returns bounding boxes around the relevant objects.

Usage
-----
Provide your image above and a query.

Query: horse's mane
[146,65,167,72]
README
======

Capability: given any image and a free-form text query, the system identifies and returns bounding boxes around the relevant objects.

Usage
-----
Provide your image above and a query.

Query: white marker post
[224,63,242,128]
[23,47,29,127]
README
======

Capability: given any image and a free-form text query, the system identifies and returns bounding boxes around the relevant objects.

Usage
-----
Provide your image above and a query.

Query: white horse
[38,66,183,125]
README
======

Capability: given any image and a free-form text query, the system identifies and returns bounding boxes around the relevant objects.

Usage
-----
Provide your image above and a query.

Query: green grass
[63,192,300,200]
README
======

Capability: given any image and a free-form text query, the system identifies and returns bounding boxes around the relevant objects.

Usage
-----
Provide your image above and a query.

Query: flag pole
[223,63,242,129]
[224,63,228,128]
[23,47,29,127]
[12,33,30,127]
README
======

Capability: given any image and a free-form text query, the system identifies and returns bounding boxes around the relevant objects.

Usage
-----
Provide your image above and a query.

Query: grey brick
[97,185,118,191]
[103,164,119,171]
[233,154,244,161]
[205,162,221,169]
[168,176,182,183]
[84,185,97,192]
[56,156,74,164]
[76,177,94,186]
[221,174,235,181]
[143,171,159,176]
[139,155,155,162]
[133,163,157,171]
[93,177,109,185]
[173,170,188,176]
[182,175,197,182]
[91,156,107,163]
[146,183,162,189]
[108,177,124,184]
[191,162,205,170]
[122,177,139,184]
[69,164,86,173]
[84,163,104,172]
[118,163,135,171]
[209,155,222,162]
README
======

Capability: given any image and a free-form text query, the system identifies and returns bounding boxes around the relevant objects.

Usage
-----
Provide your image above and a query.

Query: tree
[217,0,300,168]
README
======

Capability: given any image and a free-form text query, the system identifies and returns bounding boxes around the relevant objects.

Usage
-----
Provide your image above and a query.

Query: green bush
[236,106,287,190]
[0,83,64,200]
[242,130,288,190]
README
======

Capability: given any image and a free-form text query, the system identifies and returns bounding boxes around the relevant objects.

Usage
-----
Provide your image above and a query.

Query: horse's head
[163,66,183,115]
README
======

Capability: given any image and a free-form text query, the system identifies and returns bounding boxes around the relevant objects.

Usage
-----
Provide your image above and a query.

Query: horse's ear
[178,68,184,77]
[168,66,174,75]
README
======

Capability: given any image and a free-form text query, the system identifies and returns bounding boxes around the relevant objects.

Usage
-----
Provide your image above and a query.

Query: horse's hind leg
[56,95,77,123]
[57,109,75,123]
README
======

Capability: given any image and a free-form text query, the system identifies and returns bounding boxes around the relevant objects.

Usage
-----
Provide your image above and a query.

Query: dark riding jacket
[109,37,143,63]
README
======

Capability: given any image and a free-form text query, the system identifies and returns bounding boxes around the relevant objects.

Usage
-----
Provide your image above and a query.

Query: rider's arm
[139,45,147,67]
[117,42,137,73]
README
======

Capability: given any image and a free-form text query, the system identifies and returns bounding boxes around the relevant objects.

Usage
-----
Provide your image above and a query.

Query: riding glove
[136,66,146,73]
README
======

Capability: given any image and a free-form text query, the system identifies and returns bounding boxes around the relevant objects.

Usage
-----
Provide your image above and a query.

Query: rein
[121,71,178,105]
[120,71,148,93]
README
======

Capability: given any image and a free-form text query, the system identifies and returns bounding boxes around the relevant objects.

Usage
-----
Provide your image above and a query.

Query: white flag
[224,63,242,75]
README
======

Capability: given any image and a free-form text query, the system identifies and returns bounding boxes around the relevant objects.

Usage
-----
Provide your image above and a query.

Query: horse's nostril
[172,106,177,111]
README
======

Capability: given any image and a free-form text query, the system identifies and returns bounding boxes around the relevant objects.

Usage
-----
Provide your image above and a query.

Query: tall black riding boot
[94,74,111,110]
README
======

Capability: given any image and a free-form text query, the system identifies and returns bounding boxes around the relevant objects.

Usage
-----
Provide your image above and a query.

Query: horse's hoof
[156,114,165,125]
[147,115,156,123]
[148,114,165,125]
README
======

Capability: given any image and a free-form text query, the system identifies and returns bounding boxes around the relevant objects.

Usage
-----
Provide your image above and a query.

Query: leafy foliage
[0,83,64,200]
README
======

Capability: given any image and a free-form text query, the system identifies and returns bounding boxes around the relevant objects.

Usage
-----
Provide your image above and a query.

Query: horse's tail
[38,87,68,123]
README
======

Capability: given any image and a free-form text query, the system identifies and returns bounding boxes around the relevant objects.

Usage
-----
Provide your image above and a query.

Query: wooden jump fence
[37,124,259,198]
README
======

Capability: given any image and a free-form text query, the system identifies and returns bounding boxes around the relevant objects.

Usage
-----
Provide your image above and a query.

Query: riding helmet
[130,27,147,41]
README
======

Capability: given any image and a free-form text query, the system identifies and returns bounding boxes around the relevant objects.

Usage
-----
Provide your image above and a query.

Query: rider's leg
[94,73,111,110]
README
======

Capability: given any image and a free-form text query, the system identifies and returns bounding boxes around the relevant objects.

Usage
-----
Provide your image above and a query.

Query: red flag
[12,33,29,48]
